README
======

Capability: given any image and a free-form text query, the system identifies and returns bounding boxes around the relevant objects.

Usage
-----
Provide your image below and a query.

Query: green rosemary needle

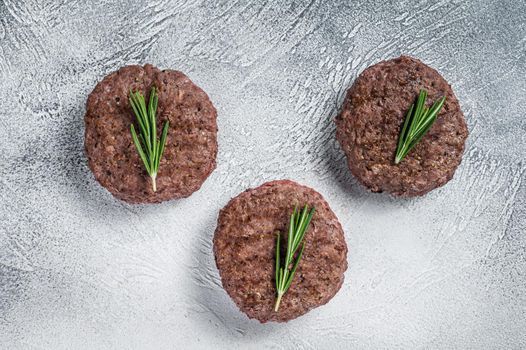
[274,205,315,312]
[395,89,446,164]
[129,87,169,192]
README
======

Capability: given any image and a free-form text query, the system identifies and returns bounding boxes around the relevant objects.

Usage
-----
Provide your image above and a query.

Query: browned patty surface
[335,55,468,197]
[85,64,217,203]
[213,180,348,323]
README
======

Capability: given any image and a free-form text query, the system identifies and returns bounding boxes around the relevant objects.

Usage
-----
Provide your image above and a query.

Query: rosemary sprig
[395,89,446,164]
[129,87,169,192]
[274,205,315,312]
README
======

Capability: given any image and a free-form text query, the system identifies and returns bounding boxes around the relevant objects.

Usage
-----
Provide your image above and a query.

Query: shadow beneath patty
[60,103,181,224]
[319,107,417,211]
[187,214,283,341]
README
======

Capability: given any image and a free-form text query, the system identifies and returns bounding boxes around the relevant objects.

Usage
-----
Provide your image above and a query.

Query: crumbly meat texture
[213,180,348,323]
[85,64,217,203]
[335,55,468,197]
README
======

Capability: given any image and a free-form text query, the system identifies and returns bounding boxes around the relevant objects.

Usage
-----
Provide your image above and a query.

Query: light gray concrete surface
[0,0,525,349]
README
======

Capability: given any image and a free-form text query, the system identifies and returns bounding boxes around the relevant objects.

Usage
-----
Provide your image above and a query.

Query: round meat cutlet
[335,55,468,197]
[213,180,348,323]
[85,64,217,203]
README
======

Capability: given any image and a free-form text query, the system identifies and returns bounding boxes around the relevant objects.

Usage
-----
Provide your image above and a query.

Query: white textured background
[0,0,525,349]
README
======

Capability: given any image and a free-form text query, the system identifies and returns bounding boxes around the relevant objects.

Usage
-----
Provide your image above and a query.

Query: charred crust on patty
[335,55,468,197]
[213,180,348,323]
[84,64,218,203]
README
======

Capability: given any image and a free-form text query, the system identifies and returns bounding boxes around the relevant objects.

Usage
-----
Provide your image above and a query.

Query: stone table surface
[0,0,525,349]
